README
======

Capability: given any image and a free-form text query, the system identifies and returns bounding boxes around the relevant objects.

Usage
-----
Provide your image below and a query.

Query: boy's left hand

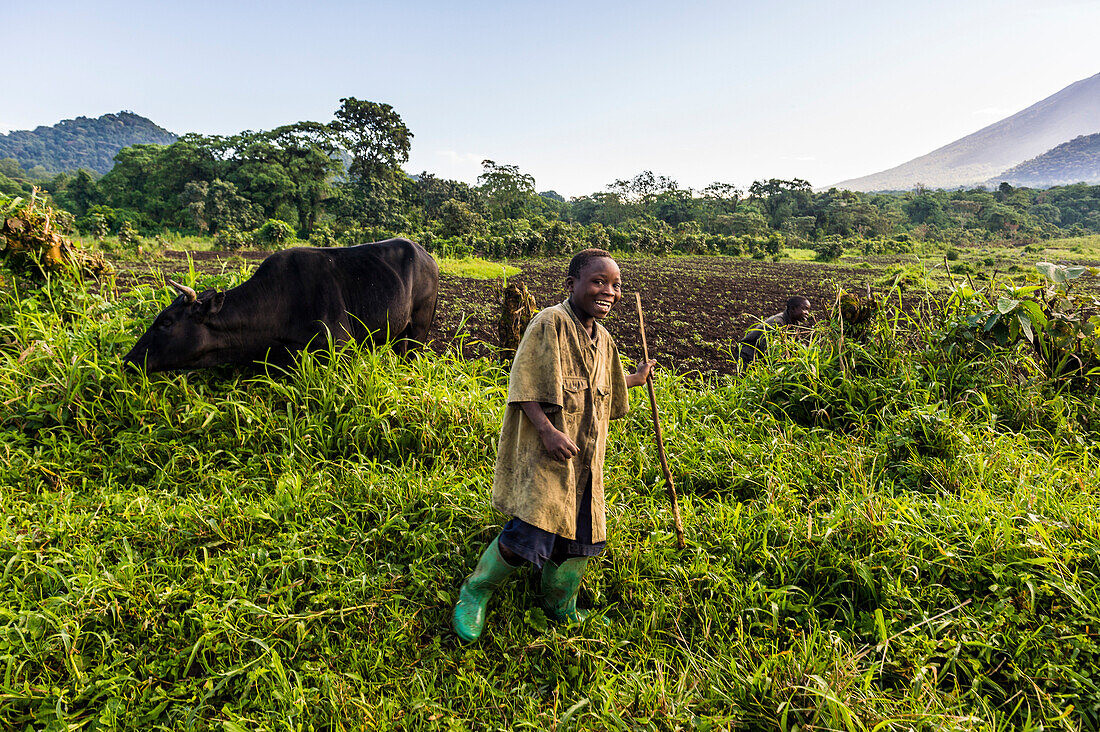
[626,358,657,388]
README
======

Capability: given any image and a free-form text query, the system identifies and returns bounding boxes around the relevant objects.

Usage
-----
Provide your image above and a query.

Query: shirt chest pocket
[594,383,611,418]
[562,376,589,414]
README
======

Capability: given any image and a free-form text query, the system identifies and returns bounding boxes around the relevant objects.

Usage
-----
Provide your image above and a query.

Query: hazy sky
[5,0,1100,196]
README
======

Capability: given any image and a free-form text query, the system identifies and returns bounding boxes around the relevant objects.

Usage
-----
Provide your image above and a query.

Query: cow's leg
[399,293,438,354]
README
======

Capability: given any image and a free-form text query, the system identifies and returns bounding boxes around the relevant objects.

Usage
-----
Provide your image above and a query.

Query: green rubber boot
[452,537,518,642]
[541,557,604,624]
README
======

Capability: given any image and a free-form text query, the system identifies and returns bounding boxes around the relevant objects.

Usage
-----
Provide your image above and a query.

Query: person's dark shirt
[738,310,794,364]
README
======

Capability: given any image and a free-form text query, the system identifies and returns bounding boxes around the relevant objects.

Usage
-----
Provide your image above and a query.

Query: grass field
[2,240,1100,730]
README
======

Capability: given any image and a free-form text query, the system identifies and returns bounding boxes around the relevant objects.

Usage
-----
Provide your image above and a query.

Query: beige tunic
[492,300,629,541]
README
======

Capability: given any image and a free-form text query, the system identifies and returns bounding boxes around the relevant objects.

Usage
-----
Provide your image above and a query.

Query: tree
[478,160,536,220]
[904,191,948,227]
[331,98,412,196]
[439,198,487,238]
[182,179,262,234]
[265,122,342,234]
[608,171,678,202]
[701,182,742,222]
[748,178,813,230]
[56,169,100,217]
[0,158,25,180]
[97,144,172,223]
[569,192,632,227]
[229,134,297,225]
[653,188,696,226]
[415,172,482,220]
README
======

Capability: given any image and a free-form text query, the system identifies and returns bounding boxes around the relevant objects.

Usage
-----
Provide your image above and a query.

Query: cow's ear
[195,291,225,321]
[205,291,226,317]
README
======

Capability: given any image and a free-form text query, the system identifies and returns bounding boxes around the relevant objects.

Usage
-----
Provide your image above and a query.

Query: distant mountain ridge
[990,133,1100,188]
[835,72,1100,191]
[0,112,177,176]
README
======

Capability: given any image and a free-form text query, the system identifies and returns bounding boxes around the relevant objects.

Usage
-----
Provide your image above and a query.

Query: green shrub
[764,232,783,257]
[117,220,141,249]
[439,199,487,238]
[214,225,249,250]
[308,223,337,248]
[254,218,296,248]
[813,236,844,262]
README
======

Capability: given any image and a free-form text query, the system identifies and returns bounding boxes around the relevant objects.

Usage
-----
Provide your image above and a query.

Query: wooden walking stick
[634,293,687,549]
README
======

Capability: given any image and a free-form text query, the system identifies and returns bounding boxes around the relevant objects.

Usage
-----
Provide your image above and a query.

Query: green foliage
[213,225,250,251]
[117,220,140,248]
[0,157,34,196]
[938,261,1100,378]
[89,211,109,239]
[254,218,296,248]
[439,198,486,238]
[307,222,337,248]
[76,204,127,236]
[31,98,1100,258]
[813,235,844,261]
[478,160,537,220]
[763,231,783,257]
[331,98,411,194]
[875,264,931,291]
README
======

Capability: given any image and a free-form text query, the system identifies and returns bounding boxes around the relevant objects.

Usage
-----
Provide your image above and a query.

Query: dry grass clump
[1,189,111,278]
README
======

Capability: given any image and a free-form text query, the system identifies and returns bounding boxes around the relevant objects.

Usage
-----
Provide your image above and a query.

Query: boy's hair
[568,248,614,279]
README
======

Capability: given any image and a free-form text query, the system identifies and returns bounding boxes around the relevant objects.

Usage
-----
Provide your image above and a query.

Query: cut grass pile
[1,270,1099,730]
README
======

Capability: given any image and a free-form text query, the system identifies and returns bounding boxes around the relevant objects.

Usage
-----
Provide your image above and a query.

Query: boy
[452,249,656,642]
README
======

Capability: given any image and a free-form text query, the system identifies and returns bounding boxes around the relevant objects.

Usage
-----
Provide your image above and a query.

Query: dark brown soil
[438,256,877,374]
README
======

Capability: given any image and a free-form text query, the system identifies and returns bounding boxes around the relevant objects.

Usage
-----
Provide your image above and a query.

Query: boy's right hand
[519,401,579,461]
[539,425,579,461]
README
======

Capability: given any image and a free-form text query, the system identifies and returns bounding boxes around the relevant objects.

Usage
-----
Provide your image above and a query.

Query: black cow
[125,238,439,372]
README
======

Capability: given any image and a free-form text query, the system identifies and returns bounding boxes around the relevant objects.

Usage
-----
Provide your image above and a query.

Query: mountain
[0,111,177,176]
[990,133,1100,188]
[834,71,1100,191]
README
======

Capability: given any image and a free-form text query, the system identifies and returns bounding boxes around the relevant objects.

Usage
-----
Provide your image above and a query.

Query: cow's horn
[167,278,198,303]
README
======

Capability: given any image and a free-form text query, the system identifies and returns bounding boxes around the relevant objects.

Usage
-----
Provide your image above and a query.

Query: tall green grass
[1,271,1098,730]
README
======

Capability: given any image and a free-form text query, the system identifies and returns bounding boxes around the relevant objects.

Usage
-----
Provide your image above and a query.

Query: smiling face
[789,299,811,324]
[567,256,622,331]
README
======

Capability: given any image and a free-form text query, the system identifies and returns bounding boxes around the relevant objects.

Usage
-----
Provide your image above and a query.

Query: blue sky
[5,0,1100,196]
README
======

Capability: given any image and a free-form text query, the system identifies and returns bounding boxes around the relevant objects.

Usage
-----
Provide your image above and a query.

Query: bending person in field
[452,248,656,642]
[738,295,812,367]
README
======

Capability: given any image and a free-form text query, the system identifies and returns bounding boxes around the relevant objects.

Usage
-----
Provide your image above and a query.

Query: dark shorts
[497,474,606,568]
